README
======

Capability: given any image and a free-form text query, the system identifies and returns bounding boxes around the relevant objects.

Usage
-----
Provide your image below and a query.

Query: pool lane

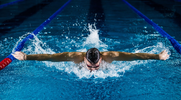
[87,0,108,35]
[0,0,181,100]
[125,0,181,41]
[0,0,54,36]
[0,0,69,39]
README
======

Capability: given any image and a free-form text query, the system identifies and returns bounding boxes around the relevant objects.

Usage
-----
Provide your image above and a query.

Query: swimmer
[12,48,169,71]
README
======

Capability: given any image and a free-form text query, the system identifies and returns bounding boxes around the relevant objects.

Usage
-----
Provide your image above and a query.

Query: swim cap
[86,48,101,64]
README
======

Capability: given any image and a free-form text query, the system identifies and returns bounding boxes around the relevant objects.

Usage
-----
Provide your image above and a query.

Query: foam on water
[13,24,171,79]
[12,32,31,53]
[78,24,108,52]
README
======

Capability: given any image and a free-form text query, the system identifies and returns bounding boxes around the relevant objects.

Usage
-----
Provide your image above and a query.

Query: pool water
[0,0,181,99]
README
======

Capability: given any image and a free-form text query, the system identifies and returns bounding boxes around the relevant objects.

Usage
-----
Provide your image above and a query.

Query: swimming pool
[0,0,181,99]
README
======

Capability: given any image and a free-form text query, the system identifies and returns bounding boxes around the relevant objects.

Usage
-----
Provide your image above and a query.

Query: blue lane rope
[0,0,24,9]
[0,0,72,70]
[122,0,181,54]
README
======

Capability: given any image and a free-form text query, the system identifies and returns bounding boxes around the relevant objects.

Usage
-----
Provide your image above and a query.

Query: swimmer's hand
[159,50,169,60]
[12,51,27,60]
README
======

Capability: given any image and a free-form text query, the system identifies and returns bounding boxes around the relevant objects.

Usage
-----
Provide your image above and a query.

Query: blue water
[0,0,181,100]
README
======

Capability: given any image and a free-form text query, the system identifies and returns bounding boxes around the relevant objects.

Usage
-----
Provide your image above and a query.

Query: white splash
[12,32,31,53]
[84,24,100,45]
[82,24,108,51]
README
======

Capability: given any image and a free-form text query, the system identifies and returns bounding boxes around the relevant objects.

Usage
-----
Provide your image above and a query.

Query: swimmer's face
[84,57,102,71]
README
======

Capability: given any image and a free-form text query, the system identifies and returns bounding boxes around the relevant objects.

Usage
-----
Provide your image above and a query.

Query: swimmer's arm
[117,52,160,61]
[33,52,85,63]
[102,50,169,62]
[13,51,85,63]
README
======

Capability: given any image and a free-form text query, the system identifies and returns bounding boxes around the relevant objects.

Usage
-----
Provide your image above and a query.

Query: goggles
[86,64,99,68]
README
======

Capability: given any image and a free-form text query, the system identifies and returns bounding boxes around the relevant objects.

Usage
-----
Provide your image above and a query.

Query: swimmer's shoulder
[100,51,119,63]
[101,51,131,62]
[68,52,86,56]
[50,52,86,63]
[69,52,86,64]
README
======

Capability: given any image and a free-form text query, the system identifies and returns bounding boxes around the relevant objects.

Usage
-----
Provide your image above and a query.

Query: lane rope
[0,0,24,9]
[122,0,181,54]
[0,0,72,70]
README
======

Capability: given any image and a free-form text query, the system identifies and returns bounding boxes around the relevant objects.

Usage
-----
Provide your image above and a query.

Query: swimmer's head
[84,48,102,71]
[86,48,101,64]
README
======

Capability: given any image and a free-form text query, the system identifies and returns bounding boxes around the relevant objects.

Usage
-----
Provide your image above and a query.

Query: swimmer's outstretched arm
[12,52,85,63]
[101,50,169,62]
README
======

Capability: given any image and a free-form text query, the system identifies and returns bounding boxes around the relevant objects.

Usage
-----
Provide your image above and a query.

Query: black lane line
[141,0,181,28]
[87,0,108,35]
[0,0,54,36]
